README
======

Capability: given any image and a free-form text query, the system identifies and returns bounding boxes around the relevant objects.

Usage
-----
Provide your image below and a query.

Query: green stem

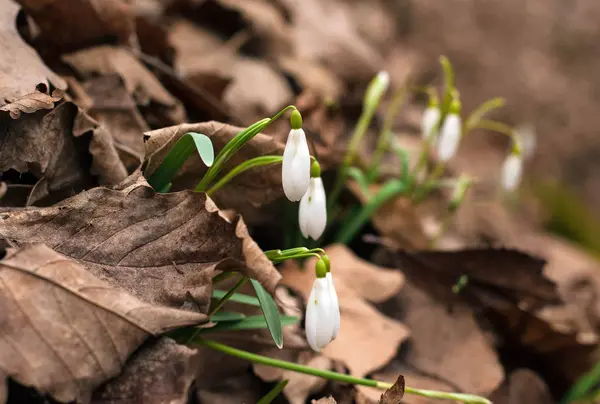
[208,276,249,317]
[207,155,283,196]
[335,180,406,244]
[464,98,505,134]
[212,271,236,284]
[197,339,491,404]
[473,119,515,139]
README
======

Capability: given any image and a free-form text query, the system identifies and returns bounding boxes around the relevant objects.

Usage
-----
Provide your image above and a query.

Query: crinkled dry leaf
[360,370,455,404]
[0,172,281,312]
[18,0,135,52]
[489,369,555,404]
[0,0,66,105]
[0,244,205,403]
[92,337,197,404]
[379,375,405,404]
[281,245,408,380]
[0,101,127,206]
[144,121,285,217]
[63,46,185,124]
[0,89,63,119]
[312,396,337,404]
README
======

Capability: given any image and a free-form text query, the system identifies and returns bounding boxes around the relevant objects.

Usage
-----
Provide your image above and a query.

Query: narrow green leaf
[347,167,371,198]
[251,279,284,348]
[212,289,260,307]
[198,315,298,333]
[147,132,214,192]
[257,380,289,404]
[210,312,247,322]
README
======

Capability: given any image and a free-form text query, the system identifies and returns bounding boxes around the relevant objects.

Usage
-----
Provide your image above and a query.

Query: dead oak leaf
[144,121,285,219]
[281,245,408,380]
[0,173,280,313]
[0,89,63,119]
[92,337,197,404]
[379,375,405,404]
[0,244,205,404]
[0,0,66,105]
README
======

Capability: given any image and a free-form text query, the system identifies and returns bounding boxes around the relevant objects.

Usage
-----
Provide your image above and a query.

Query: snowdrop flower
[421,96,441,140]
[299,161,327,240]
[306,258,340,352]
[515,124,536,159]
[322,255,340,340]
[501,149,523,191]
[437,96,462,162]
[282,110,310,201]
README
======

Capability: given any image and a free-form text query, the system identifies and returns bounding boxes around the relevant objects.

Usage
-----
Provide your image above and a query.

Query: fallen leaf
[360,370,456,404]
[278,57,344,101]
[92,337,198,404]
[281,245,409,380]
[312,396,337,404]
[144,121,285,218]
[0,101,127,206]
[488,369,555,404]
[63,45,185,125]
[0,0,66,105]
[379,375,405,404]
[17,0,136,52]
[0,171,281,313]
[0,243,205,403]
[0,90,63,119]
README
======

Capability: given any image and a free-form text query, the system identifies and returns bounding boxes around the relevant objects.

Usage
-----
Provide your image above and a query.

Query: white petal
[437,114,462,162]
[299,178,327,240]
[421,107,440,139]
[326,273,340,340]
[282,129,310,201]
[502,154,523,191]
[305,278,335,352]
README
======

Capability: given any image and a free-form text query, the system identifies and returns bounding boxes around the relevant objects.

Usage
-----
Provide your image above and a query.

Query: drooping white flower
[326,272,340,340]
[421,106,441,140]
[501,153,523,191]
[299,176,327,240]
[282,128,310,201]
[437,113,462,162]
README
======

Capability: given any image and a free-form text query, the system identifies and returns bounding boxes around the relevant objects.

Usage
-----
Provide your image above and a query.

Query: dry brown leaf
[17,0,136,52]
[0,0,66,105]
[92,337,197,404]
[0,243,205,403]
[488,369,555,404]
[0,172,281,312]
[378,375,405,404]
[312,396,337,404]
[63,46,185,124]
[0,90,63,119]
[0,101,127,206]
[281,245,408,381]
[144,121,286,218]
[360,370,456,404]
[279,57,344,101]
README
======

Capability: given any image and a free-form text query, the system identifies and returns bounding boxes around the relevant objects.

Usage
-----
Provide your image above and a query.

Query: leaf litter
[1,0,599,403]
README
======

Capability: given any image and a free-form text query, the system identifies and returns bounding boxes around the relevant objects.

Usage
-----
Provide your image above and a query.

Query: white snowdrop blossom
[299,177,327,240]
[326,272,340,340]
[282,128,310,201]
[501,153,523,191]
[437,113,462,162]
[421,106,441,140]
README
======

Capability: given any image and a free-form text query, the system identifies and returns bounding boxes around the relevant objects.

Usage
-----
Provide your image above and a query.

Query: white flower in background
[282,110,310,201]
[299,161,326,240]
[305,259,340,352]
[515,124,536,159]
[364,71,390,112]
[421,105,441,140]
[437,96,462,162]
[501,152,523,191]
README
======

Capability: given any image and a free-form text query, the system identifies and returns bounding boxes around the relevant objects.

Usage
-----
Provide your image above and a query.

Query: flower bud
[363,71,389,112]
[299,163,327,240]
[282,128,310,201]
[437,96,462,162]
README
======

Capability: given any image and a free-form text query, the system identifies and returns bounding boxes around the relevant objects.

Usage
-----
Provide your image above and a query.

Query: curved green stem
[197,339,491,404]
[473,119,515,139]
[207,155,283,196]
[335,180,406,244]
[464,98,505,134]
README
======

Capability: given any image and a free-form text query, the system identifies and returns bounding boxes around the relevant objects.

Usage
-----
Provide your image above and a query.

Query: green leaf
[251,279,284,348]
[391,143,410,184]
[147,132,214,192]
[257,380,289,404]
[212,289,260,307]
[199,315,298,333]
[347,167,371,198]
[210,312,247,322]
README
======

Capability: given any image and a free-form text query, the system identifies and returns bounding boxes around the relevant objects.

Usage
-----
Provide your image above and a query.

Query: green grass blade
[210,312,247,322]
[199,315,298,333]
[251,279,284,348]
[147,132,214,192]
[212,289,261,307]
[257,380,289,404]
